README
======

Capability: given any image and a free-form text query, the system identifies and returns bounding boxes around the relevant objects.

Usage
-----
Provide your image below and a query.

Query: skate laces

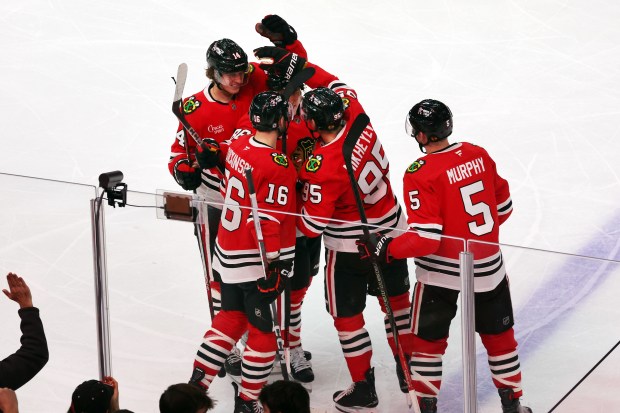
[228,346,242,363]
[336,381,357,399]
[291,347,312,370]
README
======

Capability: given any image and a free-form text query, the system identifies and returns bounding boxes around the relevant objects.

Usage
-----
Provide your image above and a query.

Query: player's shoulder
[301,147,343,182]
[405,156,426,172]
[182,89,208,116]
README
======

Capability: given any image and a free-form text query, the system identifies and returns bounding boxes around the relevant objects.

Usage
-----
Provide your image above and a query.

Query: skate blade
[334,405,377,413]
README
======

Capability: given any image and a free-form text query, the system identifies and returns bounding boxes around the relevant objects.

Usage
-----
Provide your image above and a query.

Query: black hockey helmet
[266,68,288,91]
[206,38,248,74]
[249,91,290,132]
[300,87,344,131]
[406,99,453,142]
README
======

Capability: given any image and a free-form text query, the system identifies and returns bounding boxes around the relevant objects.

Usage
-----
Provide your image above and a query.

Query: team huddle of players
[167,14,532,413]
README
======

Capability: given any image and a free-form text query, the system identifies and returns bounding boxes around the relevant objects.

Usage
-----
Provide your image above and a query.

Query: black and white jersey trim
[414,250,506,292]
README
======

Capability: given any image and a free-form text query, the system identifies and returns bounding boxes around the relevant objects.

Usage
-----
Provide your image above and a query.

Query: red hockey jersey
[296,65,406,252]
[389,142,513,291]
[212,134,297,284]
[168,40,308,207]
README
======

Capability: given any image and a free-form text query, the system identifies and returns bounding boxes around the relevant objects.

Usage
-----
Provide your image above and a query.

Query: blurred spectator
[68,376,120,413]
[258,380,310,413]
[0,387,19,413]
[159,383,214,413]
[0,273,49,389]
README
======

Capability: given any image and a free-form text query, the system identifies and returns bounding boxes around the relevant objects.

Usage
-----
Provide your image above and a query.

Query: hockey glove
[253,46,306,84]
[195,138,221,170]
[173,158,202,191]
[255,14,298,47]
[257,259,292,304]
[356,233,393,264]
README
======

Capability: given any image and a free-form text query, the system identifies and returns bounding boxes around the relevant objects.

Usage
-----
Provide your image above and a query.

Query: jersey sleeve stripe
[407,223,443,241]
[299,207,327,235]
[497,198,513,215]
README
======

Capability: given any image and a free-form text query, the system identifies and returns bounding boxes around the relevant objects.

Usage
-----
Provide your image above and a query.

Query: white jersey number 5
[460,180,494,236]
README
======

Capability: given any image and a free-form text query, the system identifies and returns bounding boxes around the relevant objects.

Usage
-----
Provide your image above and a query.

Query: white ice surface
[1,1,620,412]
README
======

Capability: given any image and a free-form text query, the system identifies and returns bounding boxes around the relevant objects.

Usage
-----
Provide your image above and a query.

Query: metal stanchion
[460,250,477,413]
[91,197,113,378]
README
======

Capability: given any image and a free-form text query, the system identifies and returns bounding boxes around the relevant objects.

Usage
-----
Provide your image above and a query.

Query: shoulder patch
[406,159,425,173]
[271,152,289,167]
[183,96,201,114]
[305,154,323,173]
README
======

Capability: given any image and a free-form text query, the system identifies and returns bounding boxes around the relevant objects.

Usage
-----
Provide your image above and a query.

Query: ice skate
[225,345,242,382]
[333,367,378,412]
[499,388,533,413]
[290,346,315,383]
[420,397,437,413]
[232,381,263,413]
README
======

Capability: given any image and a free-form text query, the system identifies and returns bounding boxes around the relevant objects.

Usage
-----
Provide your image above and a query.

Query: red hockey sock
[378,292,413,355]
[239,325,277,401]
[481,328,523,398]
[193,310,247,389]
[289,287,308,348]
[334,314,372,382]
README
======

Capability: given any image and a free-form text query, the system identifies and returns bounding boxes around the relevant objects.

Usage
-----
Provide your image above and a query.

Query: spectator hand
[255,14,298,46]
[0,388,19,413]
[102,376,119,412]
[257,259,292,303]
[173,158,202,191]
[195,138,221,170]
[356,233,393,264]
[253,46,306,83]
[2,273,33,309]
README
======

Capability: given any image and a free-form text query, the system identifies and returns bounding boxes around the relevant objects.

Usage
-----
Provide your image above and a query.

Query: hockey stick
[282,66,314,100]
[172,63,216,321]
[172,63,225,176]
[244,167,291,381]
[342,113,421,413]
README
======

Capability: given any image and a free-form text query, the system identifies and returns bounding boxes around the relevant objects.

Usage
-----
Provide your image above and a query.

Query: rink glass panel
[0,174,97,412]
[2,181,619,412]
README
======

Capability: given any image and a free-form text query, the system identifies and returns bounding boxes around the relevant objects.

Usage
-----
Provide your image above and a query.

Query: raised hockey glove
[253,46,306,84]
[195,138,221,170]
[255,14,298,46]
[257,259,292,303]
[356,233,393,264]
[173,158,202,191]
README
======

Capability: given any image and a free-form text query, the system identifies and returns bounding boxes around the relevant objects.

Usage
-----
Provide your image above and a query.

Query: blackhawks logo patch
[183,96,201,114]
[271,152,289,167]
[305,154,323,173]
[407,160,425,173]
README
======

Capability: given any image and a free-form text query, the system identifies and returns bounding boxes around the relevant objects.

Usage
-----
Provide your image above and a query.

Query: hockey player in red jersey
[168,15,306,314]
[357,99,531,413]
[189,91,297,413]
[167,15,307,378]
[255,49,415,411]
[200,67,320,384]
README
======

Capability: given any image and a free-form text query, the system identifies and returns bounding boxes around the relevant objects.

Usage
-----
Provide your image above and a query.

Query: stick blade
[282,66,315,99]
[173,63,188,104]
